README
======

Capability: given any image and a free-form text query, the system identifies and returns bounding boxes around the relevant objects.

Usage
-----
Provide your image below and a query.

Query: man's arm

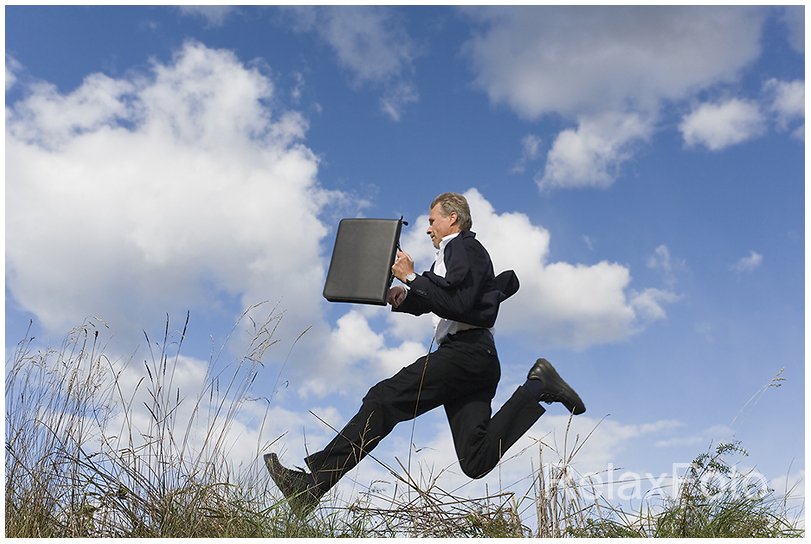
[393,233,495,322]
[389,250,429,315]
[408,242,489,319]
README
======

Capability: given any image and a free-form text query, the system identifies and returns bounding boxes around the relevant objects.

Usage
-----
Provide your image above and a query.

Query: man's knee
[458,457,495,480]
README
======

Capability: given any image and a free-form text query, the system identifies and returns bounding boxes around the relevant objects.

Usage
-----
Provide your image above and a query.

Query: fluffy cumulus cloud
[680,77,805,150]
[6,40,351,473]
[299,308,427,397]
[680,99,767,150]
[463,6,764,118]
[461,6,768,190]
[539,112,653,190]
[6,41,337,344]
[284,5,419,121]
[7,39,669,405]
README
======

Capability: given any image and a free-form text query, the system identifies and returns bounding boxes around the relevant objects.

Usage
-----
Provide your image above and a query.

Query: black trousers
[304,328,545,492]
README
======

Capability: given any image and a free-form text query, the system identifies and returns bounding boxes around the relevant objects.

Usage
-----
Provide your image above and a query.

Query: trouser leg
[304,354,444,492]
[445,385,545,479]
[304,329,532,491]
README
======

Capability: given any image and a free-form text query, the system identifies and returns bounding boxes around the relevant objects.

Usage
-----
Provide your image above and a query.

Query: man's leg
[445,386,545,479]
[303,329,502,493]
[304,354,446,493]
[265,357,444,516]
[445,357,586,479]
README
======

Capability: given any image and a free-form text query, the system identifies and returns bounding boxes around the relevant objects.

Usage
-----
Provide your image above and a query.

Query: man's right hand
[388,285,406,308]
[392,250,415,283]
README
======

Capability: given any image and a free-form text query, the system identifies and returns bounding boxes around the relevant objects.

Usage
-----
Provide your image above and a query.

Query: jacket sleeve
[393,234,492,322]
[393,285,430,317]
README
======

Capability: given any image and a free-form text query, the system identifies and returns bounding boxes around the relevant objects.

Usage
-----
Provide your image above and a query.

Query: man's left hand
[388,286,406,308]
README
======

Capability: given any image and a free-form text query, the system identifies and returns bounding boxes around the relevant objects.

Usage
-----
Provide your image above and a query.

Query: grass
[5,307,805,537]
[565,441,804,538]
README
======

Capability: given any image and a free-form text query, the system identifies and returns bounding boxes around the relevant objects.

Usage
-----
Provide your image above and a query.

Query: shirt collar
[438,231,461,252]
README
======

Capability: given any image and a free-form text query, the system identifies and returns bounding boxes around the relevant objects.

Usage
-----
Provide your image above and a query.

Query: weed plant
[5,309,804,537]
[566,441,804,538]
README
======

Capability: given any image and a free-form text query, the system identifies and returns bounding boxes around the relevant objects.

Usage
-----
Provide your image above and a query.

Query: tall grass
[5,309,804,537]
[563,441,804,538]
[5,307,285,538]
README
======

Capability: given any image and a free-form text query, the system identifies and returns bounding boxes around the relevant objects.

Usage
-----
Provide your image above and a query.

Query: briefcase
[323,218,404,305]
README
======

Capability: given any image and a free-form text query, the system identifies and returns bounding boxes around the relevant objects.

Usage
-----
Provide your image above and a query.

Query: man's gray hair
[431,192,472,231]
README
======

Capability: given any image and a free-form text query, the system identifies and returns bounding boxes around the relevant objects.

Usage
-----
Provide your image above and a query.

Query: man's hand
[392,250,415,283]
[388,285,407,308]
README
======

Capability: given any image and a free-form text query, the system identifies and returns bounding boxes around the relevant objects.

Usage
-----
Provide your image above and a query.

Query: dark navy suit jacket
[393,230,518,329]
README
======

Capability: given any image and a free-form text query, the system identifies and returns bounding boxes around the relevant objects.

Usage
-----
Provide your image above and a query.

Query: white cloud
[290,71,305,103]
[5,41,340,345]
[647,244,687,288]
[653,424,733,448]
[769,468,805,512]
[399,189,677,350]
[680,99,767,151]
[285,6,419,121]
[778,5,805,54]
[538,112,652,191]
[178,5,237,28]
[461,6,767,190]
[101,349,270,472]
[379,80,419,122]
[679,79,804,151]
[104,346,347,478]
[510,134,542,174]
[531,416,685,472]
[630,288,681,322]
[463,6,764,120]
[314,411,690,513]
[765,78,805,139]
[730,251,763,274]
[6,54,22,91]
[299,309,428,398]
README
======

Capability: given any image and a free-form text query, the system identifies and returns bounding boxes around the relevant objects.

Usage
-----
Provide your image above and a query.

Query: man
[265,192,585,516]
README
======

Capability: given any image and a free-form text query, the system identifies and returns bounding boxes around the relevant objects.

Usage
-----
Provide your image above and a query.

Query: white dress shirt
[431,233,492,344]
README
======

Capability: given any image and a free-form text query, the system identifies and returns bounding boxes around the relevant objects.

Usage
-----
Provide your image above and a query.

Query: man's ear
[449,211,458,226]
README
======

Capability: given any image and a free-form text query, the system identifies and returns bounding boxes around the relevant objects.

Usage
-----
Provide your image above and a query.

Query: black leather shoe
[527,358,586,415]
[264,453,323,517]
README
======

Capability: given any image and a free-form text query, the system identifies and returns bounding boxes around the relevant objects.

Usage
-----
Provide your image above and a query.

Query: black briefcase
[323,218,404,305]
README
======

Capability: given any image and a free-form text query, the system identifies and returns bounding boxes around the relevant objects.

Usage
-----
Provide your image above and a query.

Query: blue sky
[5,5,805,516]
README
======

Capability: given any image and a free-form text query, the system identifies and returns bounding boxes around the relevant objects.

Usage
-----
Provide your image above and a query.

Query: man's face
[426,204,459,249]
